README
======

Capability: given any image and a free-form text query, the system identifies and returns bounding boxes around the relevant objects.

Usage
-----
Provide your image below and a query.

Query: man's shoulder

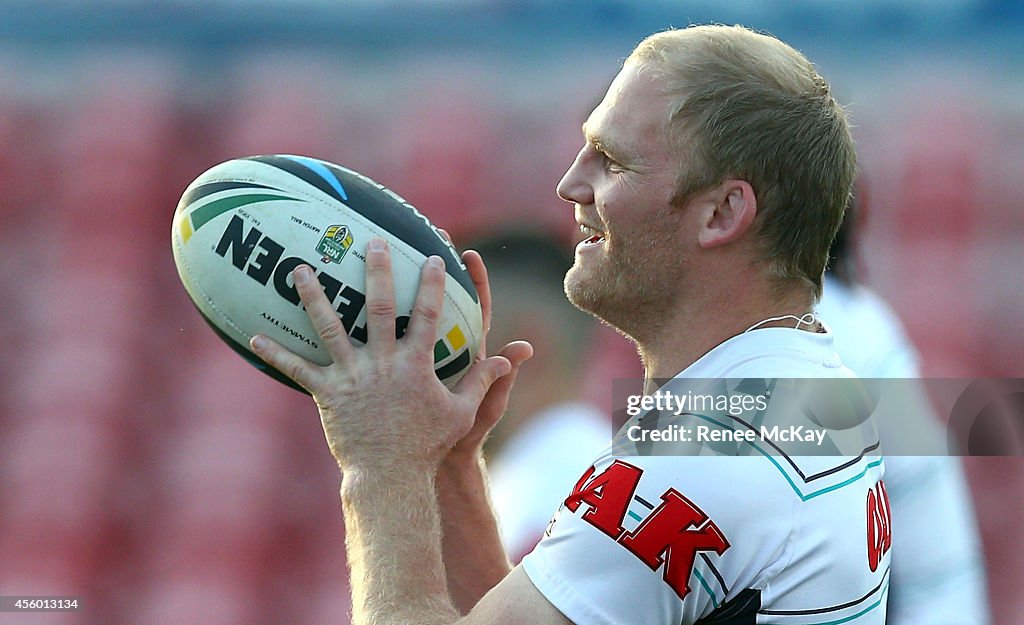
[688,328,846,380]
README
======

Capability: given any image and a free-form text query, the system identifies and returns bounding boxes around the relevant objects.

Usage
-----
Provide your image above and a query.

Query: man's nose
[556,147,594,206]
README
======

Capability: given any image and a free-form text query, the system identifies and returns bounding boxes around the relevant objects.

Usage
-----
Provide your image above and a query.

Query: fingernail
[251,335,268,351]
[427,255,444,269]
[369,238,387,252]
[497,357,512,377]
[293,265,312,285]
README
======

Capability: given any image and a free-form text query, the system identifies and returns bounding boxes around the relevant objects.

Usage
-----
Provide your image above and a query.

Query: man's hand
[246,236,570,625]
[447,248,534,463]
[435,247,533,613]
[249,238,514,473]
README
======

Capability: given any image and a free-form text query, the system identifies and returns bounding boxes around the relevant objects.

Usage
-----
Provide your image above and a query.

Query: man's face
[558,63,692,337]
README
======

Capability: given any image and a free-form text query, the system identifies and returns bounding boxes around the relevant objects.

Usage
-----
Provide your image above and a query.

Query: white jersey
[817,277,990,625]
[522,328,890,625]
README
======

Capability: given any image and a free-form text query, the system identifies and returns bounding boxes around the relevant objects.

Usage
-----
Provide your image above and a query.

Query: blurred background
[0,1,1021,624]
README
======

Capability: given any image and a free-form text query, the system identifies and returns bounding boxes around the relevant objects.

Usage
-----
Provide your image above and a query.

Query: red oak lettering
[564,463,731,599]
[866,480,892,572]
[619,489,730,599]
[564,460,642,538]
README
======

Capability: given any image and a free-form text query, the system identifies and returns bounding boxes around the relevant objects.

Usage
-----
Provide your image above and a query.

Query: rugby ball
[171,154,482,394]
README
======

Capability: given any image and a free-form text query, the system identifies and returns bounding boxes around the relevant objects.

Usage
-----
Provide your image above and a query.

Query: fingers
[406,256,447,354]
[462,250,491,331]
[471,341,535,431]
[461,249,492,355]
[454,355,513,407]
[293,264,354,364]
[437,232,492,356]
[250,334,321,392]
[438,229,489,337]
[364,238,397,354]
[499,340,534,369]
[455,341,535,414]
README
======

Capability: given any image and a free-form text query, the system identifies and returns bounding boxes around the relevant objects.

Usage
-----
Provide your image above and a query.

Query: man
[249,24,887,624]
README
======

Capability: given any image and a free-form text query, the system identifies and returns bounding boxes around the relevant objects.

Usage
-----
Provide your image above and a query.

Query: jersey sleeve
[521,454,793,625]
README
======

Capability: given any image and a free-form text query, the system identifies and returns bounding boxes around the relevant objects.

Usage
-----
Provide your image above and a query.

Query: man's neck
[637,288,817,380]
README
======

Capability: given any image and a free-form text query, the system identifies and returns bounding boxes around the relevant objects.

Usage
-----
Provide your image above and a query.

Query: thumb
[454,355,512,406]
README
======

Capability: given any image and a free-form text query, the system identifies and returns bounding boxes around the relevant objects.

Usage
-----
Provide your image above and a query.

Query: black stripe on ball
[178,181,281,212]
[247,155,348,204]
[435,349,472,382]
[246,155,478,303]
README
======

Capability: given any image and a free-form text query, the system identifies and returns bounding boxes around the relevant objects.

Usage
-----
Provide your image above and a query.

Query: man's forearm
[341,468,460,625]
[437,453,513,614]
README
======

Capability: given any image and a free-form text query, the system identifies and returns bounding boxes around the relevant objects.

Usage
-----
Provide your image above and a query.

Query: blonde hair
[627,25,856,299]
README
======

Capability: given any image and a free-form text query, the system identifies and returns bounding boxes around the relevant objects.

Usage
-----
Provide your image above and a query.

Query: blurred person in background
[467,232,606,563]
[817,184,991,625]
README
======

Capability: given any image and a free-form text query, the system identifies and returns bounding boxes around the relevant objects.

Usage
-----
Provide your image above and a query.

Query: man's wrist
[439,448,486,481]
[341,462,438,500]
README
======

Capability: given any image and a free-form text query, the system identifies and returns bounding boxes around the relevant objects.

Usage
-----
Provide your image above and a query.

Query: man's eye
[605,158,625,173]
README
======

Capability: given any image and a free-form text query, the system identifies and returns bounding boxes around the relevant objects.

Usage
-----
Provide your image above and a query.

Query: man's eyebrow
[581,122,636,163]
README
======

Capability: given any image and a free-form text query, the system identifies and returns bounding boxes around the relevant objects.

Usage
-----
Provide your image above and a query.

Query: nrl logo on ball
[318,225,354,264]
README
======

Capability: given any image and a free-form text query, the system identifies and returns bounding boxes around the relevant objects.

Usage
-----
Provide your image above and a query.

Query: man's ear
[697,179,757,248]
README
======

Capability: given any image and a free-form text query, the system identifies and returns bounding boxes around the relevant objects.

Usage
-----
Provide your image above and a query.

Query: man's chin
[564,262,652,340]
[563,265,591,305]
[564,267,612,319]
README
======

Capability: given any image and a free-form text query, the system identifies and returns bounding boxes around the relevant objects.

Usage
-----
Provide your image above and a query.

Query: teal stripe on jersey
[693,569,719,609]
[693,413,884,501]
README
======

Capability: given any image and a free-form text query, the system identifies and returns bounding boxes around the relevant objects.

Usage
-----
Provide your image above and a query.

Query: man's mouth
[579,223,607,245]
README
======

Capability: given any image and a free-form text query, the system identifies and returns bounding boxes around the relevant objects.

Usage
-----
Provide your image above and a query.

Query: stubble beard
[563,235,675,342]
